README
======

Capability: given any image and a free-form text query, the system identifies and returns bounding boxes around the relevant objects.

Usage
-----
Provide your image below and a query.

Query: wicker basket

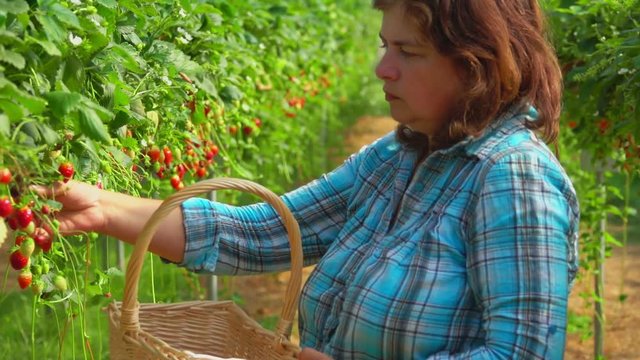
[107,178,303,360]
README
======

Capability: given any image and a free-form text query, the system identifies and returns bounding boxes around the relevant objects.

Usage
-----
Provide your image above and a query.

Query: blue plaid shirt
[176,107,579,359]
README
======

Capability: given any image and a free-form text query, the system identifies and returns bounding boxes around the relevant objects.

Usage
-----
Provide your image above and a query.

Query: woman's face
[375,5,462,137]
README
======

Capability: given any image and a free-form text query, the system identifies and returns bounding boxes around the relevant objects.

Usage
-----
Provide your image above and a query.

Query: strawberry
[10,250,29,270]
[58,162,75,182]
[229,125,238,135]
[170,175,183,191]
[33,228,52,252]
[210,145,219,158]
[0,168,11,184]
[7,215,18,230]
[20,237,35,257]
[196,167,207,178]
[148,146,161,163]
[41,204,51,215]
[163,147,173,166]
[253,118,262,128]
[16,206,33,228]
[24,221,35,235]
[242,125,253,136]
[18,271,32,289]
[53,275,68,292]
[0,196,12,218]
[31,280,44,295]
[14,235,26,246]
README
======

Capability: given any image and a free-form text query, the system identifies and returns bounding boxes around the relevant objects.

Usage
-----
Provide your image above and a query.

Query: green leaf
[95,0,117,9]
[0,79,47,115]
[63,55,85,92]
[38,122,60,145]
[37,14,66,44]
[0,46,26,69]
[220,84,243,103]
[45,91,82,118]
[603,232,622,247]
[0,98,24,121]
[27,36,62,56]
[192,72,218,97]
[77,108,111,143]
[0,30,22,45]
[0,0,29,14]
[49,3,81,29]
[109,43,146,74]
[81,97,114,122]
[22,122,41,142]
[0,113,9,137]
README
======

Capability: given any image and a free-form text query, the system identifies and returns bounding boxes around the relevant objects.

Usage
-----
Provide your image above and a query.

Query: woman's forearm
[99,190,186,263]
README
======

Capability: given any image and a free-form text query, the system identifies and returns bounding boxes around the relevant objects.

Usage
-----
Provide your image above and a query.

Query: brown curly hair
[372,0,563,151]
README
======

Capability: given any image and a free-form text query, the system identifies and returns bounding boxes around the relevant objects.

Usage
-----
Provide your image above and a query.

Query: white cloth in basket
[184,351,245,360]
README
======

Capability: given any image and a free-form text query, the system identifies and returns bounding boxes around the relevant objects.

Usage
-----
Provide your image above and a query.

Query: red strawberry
[210,145,219,157]
[253,118,262,128]
[170,175,183,190]
[18,271,32,289]
[33,228,52,252]
[163,147,173,166]
[0,168,11,184]
[58,162,74,182]
[0,196,12,218]
[176,164,187,179]
[229,125,238,135]
[41,204,51,215]
[16,206,33,228]
[7,216,18,230]
[148,146,161,163]
[196,167,207,178]
[10,250,29,270]
[242,125,253,136]
[14,235,26,246]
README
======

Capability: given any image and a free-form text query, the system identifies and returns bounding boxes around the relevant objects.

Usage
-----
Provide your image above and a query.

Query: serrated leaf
[49,3,80,29]
[77,107,111,143]
[0,79,47,115]
[45,91,82,118]
[0,30,21,44]
[0,46,26,69]
[110,43,146,74]
[22,122,41,142]
[220,84,243,103]
[192,72,218,97]
[0,98,24,121]
[0,0,29,14]
[38,122,60,145]
[81,97,114,122]
[95,0,117,9]
[27,36,62,56]
[37,14,66,44]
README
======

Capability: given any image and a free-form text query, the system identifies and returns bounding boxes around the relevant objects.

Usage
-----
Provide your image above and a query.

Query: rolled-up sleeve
[172,147,370,275]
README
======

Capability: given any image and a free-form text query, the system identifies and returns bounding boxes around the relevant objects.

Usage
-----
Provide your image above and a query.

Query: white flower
[177,27,193,41]
[68,32,83,46]
[177,36,189,45]
[618,68,630,75]
[179,8,187,18]
[161,76,172,85]
[70,0,81,5]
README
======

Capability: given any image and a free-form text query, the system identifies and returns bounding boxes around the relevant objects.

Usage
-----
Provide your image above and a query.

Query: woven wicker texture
[108,178,303,359]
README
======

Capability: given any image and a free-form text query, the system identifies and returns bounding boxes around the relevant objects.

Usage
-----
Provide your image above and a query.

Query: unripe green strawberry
[31,279,44,295]
[31,264,42,275]
[42,261,50,274]
[53,275,67,292]
[20,238,35,257]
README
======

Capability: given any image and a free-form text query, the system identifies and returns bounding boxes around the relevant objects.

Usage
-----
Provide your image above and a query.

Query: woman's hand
[298,348,333,360]
[35,180,107,235]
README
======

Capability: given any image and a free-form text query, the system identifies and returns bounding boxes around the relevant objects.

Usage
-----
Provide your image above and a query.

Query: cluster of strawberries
[1,164,71,294]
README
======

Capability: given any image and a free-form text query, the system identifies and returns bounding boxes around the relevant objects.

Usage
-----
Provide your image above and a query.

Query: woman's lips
[385,92,399,101]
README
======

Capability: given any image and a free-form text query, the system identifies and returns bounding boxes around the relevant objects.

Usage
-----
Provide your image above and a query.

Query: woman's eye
[399,48,416,57]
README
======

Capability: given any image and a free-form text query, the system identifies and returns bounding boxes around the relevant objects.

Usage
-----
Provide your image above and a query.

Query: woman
[43,1,579,359]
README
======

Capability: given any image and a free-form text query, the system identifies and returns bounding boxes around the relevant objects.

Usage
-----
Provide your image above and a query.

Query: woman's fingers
[31,181,71,199]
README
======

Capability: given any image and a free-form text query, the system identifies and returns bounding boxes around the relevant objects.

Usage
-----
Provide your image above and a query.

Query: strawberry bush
[0,0,382,358]
[547,0,639,354]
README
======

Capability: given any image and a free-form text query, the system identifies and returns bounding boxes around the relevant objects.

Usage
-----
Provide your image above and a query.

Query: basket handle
[120,177,303,342]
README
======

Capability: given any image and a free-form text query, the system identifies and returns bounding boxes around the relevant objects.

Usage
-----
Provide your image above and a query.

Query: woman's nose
[375,53,400,81]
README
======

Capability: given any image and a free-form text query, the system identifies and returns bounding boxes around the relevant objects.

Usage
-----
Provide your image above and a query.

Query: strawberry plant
[0,0,382,358]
